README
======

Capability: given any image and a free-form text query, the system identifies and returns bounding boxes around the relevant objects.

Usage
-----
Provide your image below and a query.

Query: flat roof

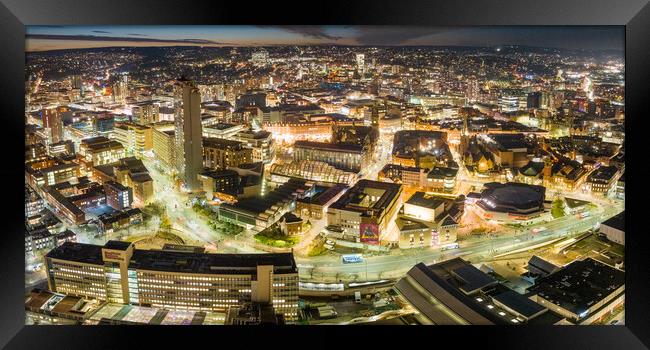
[294,140,364,153]
[588,165,620,182]
[486,133,528,151]
[329,179,401,215]
[601,211,624,231]
[203,137,245,149]
[220,178,308,216]
[47,241,298,275]
[406,191,448,210]
[527,258,625,317]
[104,240,132,251]
[493,290,546,318]
[451,264,498,295]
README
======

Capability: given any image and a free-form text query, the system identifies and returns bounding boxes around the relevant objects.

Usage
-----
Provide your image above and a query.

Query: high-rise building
[42,108,63,144]
[70,75,82,90]
[251,49,269,65]
[113,75,129,103]
[466,77,480,103]
[356,53,365,74]
[174,78,204,190]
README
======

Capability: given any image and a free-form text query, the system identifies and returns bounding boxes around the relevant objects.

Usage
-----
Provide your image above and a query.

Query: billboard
[360,223,380,245]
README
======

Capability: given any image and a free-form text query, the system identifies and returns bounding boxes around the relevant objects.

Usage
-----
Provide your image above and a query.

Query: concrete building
[599,211,624,245]
[393,258,559,325]
[232,129,275,164]
[526,258,625,324]
[132,102,159,125]
[327,180,402,244]
[586,165,621,196]
[93,157,153,206]
[112,122,153,158]
[25,157,80,189]
[471,182,546,222]
[293,140,369,173]
[78,136,126,173]
[103,181,133,211]
[202,138,252,170]
[42,108,64,144]
[152,128,175,169]
[174,78,204,190]
[45,241,299,321]
[218,179,310,231]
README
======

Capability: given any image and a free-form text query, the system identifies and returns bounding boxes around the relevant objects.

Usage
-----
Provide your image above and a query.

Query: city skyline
[24,29,625,326]
[26,26,624,52]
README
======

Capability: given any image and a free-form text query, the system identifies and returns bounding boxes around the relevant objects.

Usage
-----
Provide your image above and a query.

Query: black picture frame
[1,0,648,349]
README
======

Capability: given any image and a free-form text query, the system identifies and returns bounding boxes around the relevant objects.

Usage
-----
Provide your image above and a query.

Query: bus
[440,243,459,251]
[341,254,364,264]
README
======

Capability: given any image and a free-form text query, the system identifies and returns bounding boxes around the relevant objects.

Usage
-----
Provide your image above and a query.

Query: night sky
[26,26,624,52]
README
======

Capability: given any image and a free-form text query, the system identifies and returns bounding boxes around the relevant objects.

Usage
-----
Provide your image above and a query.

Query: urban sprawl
[24,45,625,325]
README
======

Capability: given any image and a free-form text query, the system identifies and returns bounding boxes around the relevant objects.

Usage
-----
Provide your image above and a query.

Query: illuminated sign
[103,251,124,261]
[360,223,379,245]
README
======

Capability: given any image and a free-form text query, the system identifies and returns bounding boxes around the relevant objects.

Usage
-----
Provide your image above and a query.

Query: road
[294,201,622,282]
[28,140,623,288]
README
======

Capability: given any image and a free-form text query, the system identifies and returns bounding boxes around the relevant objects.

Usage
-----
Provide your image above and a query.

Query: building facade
[174,78,204,190]
[45,241,299,321]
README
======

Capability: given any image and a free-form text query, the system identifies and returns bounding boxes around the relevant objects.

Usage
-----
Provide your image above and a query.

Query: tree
[160,214,172,229]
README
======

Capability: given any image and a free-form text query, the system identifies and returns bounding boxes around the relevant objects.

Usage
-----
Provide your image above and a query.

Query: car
[610,319,620,325]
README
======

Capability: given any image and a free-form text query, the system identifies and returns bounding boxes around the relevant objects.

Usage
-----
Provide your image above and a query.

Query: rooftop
[294,140,364,153]
[329,179,401,216]
[46,241,298,275]
[526,258,625,317]
[406,191,448,210]
[601,211,624,231]
[588,165,620,182]
[478,182,545,213]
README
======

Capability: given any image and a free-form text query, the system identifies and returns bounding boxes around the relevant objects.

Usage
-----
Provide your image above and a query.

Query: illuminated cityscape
[24,26,624,325]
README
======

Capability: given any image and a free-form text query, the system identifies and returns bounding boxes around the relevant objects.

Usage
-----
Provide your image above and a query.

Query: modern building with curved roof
[472,182,546,221]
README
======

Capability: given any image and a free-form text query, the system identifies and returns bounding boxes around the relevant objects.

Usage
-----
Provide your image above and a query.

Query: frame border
[0,0,648,348]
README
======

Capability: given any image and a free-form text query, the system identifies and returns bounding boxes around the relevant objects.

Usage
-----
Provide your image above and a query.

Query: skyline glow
[26,26,624,52]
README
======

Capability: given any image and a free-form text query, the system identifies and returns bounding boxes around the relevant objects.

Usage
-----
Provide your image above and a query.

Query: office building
[232,129,275,164]
[132,102,160,125]
[112,122,153,158]
[78,136,126,172]
[48,140,75,158]
[327,179,402,244]
[42,108,64,144]
[152,126,175,169]
[25,157,79,189]
[97,208,143,234]
[586,165,621,196]
[25,185,44,218]
[93,157,154,205]
[45,241,299,321]
[202,138,252,170]
[526,258,624,325]
[293,140,369,173]
[296,184,349,220]
[174,78,204,190]
[104,181,133,210]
